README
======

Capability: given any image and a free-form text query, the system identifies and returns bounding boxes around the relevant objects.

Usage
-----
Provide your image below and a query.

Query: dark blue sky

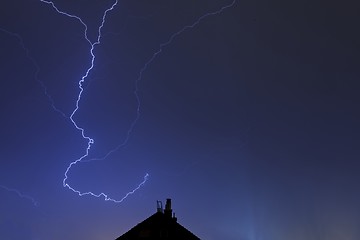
[1,0,360,239]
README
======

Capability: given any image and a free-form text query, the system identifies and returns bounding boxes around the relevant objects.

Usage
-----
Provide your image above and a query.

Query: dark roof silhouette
[115,199,200,240]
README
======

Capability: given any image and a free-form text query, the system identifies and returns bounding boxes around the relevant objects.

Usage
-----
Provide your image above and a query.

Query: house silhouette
[115,199,200,240]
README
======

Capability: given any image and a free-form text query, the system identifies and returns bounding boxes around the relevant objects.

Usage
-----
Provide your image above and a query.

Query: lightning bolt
[0,184,39,207]
[39,0,149,203]
[39,0,236,203]
[0,28,67,118]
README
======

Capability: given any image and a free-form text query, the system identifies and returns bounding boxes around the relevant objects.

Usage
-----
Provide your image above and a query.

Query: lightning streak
[39,0,236,203]
[40,0,149,203]
[0,185,38,207]
[137,0,237,82]
[0,28,66,118]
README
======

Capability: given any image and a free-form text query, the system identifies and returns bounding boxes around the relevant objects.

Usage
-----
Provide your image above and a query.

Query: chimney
[156,200,163,213]
[164,198,172,218]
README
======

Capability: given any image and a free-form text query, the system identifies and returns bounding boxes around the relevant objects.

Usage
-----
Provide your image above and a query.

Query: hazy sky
[1,0,360,239]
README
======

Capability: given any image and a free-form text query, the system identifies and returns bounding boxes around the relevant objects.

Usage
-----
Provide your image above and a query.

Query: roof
[115,199,200,240]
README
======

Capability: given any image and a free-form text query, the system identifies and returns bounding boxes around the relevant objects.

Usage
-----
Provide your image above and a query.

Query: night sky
[1,0,360,239]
